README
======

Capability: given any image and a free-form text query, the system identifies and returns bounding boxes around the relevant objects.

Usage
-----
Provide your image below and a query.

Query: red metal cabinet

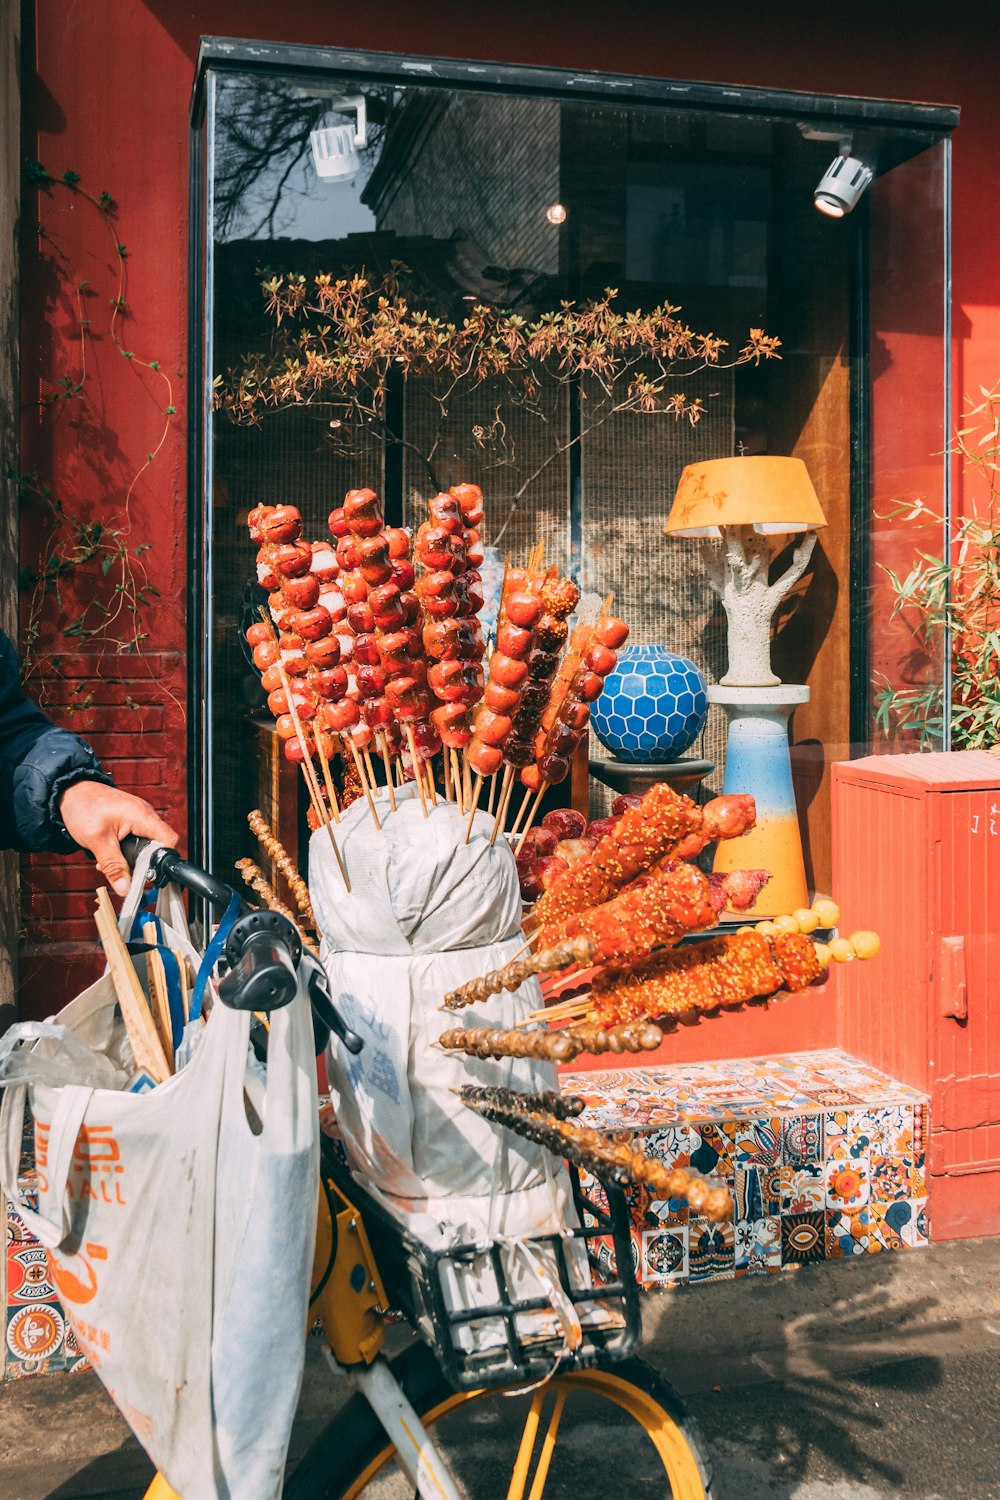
[832,751,1000,1239]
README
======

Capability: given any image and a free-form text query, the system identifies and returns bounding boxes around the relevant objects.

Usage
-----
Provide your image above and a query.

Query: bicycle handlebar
[121,835,363,1053]
[122,835,237,911]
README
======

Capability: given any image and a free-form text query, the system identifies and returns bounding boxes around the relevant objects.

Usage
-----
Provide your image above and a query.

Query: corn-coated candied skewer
[590,929,821,1025]
[235,859,320,957]
[526,784,756,935]
[461,1094,731,1221]
[442,935,597,1011]
[247,809,318,931]
[537,860,718,963]
[588,923,881,1026]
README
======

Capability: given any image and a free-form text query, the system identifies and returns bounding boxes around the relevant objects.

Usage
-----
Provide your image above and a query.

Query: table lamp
[664,455,827,917]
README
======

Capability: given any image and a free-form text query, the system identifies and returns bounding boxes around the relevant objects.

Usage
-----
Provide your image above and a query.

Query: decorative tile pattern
[689,1217,735,1282]
[735,1216,782,1277]
[561,1049,931,1290]
[827,1208,871,1258]
[641,1226,688,1285]
[2,1118,90,1383]
[781,1211,826,1265]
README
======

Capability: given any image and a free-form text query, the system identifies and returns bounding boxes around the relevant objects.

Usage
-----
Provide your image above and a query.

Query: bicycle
[129,841,715,1500]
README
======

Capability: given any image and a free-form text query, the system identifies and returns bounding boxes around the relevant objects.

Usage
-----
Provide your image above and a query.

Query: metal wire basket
[327,1149,641,1392]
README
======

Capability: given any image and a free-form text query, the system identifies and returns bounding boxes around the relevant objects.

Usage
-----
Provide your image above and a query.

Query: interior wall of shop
[17,0,999,1033]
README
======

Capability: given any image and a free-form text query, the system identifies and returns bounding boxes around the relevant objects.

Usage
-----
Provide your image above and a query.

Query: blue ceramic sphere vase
[591,645,708,763]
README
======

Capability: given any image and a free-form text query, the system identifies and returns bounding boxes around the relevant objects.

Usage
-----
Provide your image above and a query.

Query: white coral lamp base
[708,684,810,919]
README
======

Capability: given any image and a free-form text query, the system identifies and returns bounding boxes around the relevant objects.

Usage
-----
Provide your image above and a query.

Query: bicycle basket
[323,1145,641,1392]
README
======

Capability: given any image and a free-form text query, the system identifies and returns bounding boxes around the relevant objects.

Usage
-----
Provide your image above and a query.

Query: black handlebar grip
[121,835,239,912]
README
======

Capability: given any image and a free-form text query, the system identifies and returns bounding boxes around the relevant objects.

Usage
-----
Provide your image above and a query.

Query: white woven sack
[0,854,319,1500]
[312,788,591,1352]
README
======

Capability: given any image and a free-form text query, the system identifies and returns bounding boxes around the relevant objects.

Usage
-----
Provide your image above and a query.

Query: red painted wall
[18,0,1000,1021]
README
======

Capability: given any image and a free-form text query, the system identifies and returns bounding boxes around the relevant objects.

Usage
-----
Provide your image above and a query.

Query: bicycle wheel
[285,1342,713,1499]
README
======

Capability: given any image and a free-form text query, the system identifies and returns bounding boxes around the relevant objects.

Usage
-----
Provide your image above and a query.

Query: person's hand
[58,780,179,897]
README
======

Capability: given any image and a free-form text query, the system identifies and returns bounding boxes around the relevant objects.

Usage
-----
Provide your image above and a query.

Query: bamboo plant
[874,383,1000,750]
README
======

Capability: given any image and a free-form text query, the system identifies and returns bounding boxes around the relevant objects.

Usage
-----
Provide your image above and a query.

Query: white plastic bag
[0,856,319,1500]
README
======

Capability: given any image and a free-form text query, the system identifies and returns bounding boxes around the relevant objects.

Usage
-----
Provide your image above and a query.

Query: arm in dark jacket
[0,630,114,852]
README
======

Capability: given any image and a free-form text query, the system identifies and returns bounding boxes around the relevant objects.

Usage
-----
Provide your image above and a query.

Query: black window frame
[188,37,958,870]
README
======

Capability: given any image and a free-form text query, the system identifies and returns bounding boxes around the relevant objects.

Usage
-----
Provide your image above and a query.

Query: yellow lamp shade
[664,455,827,538]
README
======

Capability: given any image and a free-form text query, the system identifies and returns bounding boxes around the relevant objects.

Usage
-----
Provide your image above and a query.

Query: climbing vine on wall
[14,162,176,718]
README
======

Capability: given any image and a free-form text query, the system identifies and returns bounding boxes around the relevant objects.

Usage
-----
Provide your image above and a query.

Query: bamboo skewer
[347,737,382,830]
[490,765,516,845]
[507,786,535,845]
[426,757,438,807]
[363,746,380,800]
[94,888,171,1084]
[518,995,592,1027]
[514,786,547,856]
[463,774,485,844]
[487,771,498,817]
[443,750,452,803]
[377,734,397,812]
[404,724,429,818]
[142,922,174,1067]
[450,749,465,814]
[313,729,342,825]
[247,810,317,931]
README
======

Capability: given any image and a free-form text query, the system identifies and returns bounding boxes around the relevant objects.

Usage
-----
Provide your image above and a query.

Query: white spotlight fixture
[310,95,368,184]
[814,147,874,218]
[545,202,568,225]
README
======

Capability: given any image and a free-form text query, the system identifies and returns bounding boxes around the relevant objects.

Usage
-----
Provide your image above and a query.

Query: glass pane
[199,63,949,899]
[868,138,950,750]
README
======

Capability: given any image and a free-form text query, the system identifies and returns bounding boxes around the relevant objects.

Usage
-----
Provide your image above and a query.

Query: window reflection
[202,67,949,892]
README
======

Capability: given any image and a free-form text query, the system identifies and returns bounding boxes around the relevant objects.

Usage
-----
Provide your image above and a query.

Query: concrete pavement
[2,1236,999,1498]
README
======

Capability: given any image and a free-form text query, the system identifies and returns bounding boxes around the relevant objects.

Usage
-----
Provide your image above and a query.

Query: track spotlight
[310,95,368,184]
[814,150,874,218]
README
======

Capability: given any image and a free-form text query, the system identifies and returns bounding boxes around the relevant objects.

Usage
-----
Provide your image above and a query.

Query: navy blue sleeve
[0,631,114,852]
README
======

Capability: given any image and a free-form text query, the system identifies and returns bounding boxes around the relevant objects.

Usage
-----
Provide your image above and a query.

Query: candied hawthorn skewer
[439,1019,663,1062]
[235,859,320,957]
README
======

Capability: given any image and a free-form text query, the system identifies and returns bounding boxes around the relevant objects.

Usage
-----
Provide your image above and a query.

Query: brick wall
[18,653,185,1020]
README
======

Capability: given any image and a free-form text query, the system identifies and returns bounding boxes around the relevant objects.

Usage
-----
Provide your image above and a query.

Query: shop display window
[190,41,955,888]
